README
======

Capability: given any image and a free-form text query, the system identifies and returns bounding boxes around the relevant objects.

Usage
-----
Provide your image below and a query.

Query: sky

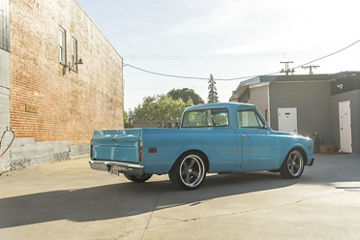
[77,0,360,110]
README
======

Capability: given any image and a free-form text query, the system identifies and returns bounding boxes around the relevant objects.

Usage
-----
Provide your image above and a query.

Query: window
[59,27,66,64]
[237,110,265,128]
[71,37,78,71]
[182,108,229,128]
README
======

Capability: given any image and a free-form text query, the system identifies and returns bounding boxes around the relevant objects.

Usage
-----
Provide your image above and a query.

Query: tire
[169,152,207,190]
[280,149,305,179]
[124,173,152,183]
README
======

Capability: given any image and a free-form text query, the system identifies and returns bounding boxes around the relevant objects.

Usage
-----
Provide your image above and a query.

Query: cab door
[236,109,278,170]
[181,107,237,172]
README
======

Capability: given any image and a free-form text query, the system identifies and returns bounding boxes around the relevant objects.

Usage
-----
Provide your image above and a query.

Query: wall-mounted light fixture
[337,84,344,89]
[62,58,84,74]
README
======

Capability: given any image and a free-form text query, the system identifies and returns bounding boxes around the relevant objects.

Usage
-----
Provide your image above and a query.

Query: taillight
[139,140,143,162]
[90,144,93,159]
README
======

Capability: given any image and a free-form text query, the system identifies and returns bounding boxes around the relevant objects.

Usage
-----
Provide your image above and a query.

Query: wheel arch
[170,149,210,173]
[284,146,308,165]
[279,146,307,179]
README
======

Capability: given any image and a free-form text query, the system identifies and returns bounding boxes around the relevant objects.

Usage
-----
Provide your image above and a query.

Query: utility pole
[280,61,295,75]
[302,65,319,75]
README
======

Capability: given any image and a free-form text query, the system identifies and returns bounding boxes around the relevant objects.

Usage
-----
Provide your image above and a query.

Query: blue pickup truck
[89,102,314,190]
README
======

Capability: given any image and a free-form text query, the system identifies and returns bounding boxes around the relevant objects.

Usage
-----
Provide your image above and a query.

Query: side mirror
[262,125,271,134]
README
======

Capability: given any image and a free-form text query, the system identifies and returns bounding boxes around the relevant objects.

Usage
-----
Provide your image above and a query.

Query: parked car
[89,102,314,190]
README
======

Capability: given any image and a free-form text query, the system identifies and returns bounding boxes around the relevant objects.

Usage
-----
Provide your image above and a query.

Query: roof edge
[74,0,123,61]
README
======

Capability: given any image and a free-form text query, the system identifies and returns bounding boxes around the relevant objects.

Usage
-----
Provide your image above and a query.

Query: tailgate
[91,129,141,163]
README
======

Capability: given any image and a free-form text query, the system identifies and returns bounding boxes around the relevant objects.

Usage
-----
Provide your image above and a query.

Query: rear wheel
[124,173,152,183]
[280,149,305,179]
[169,152,206,190]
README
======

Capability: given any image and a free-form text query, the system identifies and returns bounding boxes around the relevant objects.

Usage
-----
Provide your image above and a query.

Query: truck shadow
[1,154,359,229]
[0,172,298,228]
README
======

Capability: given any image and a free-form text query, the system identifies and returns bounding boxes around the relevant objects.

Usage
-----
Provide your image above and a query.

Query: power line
[123,64,210,80]
[215,71,281,81]
[123,63,280,81]
[122,51,315,60]
[123,38,360,81]
[293,39,360,69]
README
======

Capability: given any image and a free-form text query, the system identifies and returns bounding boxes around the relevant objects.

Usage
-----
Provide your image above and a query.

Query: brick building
[0,0,124,171]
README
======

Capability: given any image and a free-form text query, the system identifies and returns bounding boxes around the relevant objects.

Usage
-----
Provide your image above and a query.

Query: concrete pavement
[0,154,359,240]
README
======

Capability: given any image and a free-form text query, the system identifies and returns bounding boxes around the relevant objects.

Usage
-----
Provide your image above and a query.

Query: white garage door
[278,108,297,134]
[339,101,352,153]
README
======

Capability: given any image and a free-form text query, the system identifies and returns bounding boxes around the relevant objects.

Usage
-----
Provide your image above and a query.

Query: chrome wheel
[179,155,205,188]
[286,151,304,177]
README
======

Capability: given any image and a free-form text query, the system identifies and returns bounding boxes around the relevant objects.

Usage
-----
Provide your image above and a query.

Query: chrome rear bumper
[89,160,144,176]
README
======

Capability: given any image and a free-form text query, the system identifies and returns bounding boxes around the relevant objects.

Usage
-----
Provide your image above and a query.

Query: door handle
[241,135,250,138]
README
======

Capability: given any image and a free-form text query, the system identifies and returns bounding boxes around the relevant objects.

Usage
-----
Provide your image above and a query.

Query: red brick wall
[9,0,124,145]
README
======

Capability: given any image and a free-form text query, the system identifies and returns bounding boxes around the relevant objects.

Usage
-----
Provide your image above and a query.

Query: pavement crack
[88,190,340,240]
[192,191,338,222]
[139,191,339,231]
[152,215,184,222]
[140,183,164,240]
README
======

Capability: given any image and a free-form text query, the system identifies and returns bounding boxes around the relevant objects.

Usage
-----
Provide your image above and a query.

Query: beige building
[230,73,360,153]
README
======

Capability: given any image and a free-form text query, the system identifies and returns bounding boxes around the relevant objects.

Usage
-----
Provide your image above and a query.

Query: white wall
[0,49,10,134]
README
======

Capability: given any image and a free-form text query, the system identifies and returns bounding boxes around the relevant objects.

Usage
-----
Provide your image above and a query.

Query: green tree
[133,94,193,121]
[208,74,219,103]
[167,88,204,105]
[123,110,133,128]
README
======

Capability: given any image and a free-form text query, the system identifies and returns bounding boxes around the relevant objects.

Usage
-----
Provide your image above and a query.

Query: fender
[171,145,212,169]
[278,142,308,168]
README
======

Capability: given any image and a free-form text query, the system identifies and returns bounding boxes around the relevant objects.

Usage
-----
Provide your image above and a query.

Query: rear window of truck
[182,108,229,128]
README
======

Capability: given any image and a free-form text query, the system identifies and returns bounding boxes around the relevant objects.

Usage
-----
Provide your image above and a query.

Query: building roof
[230,71,360,101]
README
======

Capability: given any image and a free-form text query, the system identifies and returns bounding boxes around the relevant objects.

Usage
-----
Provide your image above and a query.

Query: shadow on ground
[0,154,359,228]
